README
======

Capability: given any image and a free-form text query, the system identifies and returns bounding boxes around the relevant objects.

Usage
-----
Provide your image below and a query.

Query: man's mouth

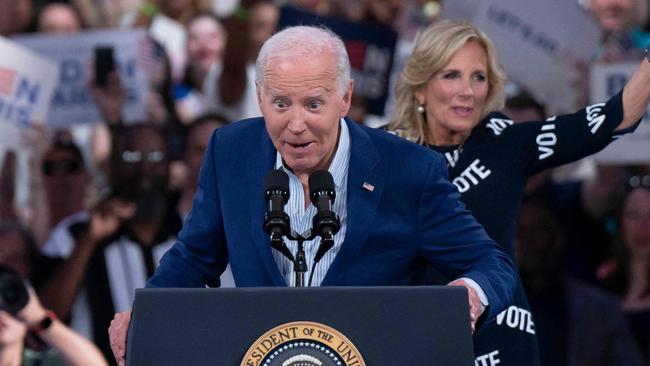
[287,142,312,149]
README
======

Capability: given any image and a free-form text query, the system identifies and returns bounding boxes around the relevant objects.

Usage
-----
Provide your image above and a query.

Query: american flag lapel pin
[362,182,375,192]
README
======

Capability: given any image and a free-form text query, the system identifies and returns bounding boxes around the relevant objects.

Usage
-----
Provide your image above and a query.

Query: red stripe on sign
[345,41,367,70]
[0,67,17,96]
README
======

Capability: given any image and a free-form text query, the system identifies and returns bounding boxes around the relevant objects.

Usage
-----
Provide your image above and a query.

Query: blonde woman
[390,20,650,365]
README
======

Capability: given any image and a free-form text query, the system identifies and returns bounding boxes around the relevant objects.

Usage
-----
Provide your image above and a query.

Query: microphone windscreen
[265,169,290,192]
[308,170,335,203]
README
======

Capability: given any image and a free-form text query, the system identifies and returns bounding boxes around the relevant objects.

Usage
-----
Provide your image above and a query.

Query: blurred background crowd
[0,0,648,365]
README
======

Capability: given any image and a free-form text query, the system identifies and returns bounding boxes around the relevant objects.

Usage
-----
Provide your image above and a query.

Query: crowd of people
[0,0,649,366]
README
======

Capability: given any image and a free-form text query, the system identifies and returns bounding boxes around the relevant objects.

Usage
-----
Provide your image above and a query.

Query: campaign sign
[591,62,650,163]
[0,36,58,149]
[442,0,601,114]
[278,5,397,116]
[14,28,150,127]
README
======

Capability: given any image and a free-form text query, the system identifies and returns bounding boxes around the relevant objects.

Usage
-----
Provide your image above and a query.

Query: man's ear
[255,83,263,106]
[340,80,354,117]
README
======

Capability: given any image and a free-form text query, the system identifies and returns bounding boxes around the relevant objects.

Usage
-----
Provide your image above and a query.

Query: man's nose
[287,108,307,134]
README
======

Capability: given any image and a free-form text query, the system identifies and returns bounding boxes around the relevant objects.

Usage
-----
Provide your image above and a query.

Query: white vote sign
[442,0,601,114]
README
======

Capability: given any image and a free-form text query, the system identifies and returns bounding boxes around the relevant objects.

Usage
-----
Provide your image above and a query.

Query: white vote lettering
[586,102,606,134]
[452,159,491,193]
[495,306,536,334]
[486,118,513,136]
[444,149,461,168]
[536,123,556,160]
[475,350,501,366]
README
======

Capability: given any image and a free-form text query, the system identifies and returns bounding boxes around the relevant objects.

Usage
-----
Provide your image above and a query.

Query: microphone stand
[271,228,334,287]
[308,232,335,287]
[287,230,316,287]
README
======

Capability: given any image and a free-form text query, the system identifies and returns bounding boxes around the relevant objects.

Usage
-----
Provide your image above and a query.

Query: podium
[126,286,474,365]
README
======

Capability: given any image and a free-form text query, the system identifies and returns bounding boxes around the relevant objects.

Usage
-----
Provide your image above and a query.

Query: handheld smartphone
[94,46,115,87]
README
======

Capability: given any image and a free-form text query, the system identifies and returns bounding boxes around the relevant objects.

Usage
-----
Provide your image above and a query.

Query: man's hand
[109,310,132,366]
[448,278,484,332]
[87,197,136,243]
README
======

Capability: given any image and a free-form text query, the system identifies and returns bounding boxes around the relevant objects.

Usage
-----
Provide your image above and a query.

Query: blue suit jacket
[148,117,516,320]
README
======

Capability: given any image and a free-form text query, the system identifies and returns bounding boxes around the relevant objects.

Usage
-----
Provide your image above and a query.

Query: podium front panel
[127,286,474,365]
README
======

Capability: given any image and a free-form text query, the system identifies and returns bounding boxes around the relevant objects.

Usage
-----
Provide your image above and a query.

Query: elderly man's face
[258,52,352,178]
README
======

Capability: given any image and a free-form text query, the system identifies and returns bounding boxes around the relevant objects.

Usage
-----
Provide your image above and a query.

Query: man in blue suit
[108,25,516,365]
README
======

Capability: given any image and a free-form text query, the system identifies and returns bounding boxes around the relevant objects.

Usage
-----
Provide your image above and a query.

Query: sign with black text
[442,0,601,114]
[14,29,150,127]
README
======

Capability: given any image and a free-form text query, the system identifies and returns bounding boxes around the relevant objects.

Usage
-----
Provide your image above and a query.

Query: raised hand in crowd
[146,91,169,127]
[0,151,17,222]
[87,197,137,242]
[88,70,126,126]
[38,196,135,320]
[21,125,52,246]
[1,126,65,246]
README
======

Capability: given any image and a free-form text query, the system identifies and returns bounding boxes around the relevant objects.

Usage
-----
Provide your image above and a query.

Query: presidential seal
[241,321,366,366]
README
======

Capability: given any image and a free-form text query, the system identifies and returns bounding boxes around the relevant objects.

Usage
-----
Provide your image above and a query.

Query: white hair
[255,25,351,95]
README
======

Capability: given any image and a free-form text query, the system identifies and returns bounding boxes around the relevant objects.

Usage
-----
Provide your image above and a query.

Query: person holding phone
[38,125,181,365]
[0,223,107,366]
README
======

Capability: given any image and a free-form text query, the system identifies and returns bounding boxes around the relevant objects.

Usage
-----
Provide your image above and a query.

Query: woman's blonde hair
[389,20,506,145]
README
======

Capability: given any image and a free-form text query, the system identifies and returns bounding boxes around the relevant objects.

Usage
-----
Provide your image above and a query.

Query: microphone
[263,169,293,262]
[308,170,340,264]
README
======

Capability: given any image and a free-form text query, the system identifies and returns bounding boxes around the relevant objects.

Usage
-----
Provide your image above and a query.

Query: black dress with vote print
[418,90,639,365]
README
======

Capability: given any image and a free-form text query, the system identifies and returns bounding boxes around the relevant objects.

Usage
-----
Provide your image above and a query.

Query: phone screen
[94,46,115,87]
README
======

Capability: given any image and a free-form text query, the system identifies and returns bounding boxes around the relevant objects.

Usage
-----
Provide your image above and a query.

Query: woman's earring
[417,104,425,114]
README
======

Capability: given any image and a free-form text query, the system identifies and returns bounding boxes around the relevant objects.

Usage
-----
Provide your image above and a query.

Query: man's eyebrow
[307,87,330,98]
[270,93,286,98]
[267,88,330,99]
[267,90,287,99]
[303,87,333,99]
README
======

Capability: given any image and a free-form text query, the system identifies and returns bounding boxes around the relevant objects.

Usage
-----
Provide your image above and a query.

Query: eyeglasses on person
[120,150,165,164]
[42,159,83,176]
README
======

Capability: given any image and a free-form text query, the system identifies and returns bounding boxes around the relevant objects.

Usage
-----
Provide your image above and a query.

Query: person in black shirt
[389,20,649,365]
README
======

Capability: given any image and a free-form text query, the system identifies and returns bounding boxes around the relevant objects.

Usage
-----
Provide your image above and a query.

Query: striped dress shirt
[272,118,350,287]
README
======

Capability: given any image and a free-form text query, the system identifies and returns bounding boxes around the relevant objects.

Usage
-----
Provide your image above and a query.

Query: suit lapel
[322,120,384,285]
[247,124,287,286]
